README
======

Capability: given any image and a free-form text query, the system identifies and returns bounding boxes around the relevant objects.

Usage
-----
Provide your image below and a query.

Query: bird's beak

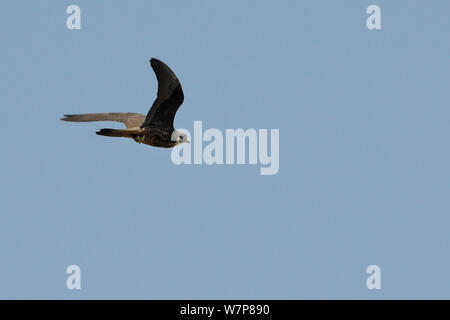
[185,139,190,144]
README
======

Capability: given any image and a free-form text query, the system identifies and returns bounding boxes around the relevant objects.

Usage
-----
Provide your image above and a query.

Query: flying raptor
[62,58,189,148]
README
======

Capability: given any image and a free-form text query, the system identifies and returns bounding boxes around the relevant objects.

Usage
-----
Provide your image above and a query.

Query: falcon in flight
[62,58,189,148]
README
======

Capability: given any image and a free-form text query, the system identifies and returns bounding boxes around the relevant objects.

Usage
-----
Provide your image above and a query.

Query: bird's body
[96,126,179,148]
[61,58,189,148]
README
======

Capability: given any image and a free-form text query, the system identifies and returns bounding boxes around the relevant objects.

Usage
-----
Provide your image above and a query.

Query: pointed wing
[61,113,146,129]
[141,58,184,129]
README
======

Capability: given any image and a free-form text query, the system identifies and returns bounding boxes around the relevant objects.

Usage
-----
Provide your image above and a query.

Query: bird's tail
[96,128,143,139]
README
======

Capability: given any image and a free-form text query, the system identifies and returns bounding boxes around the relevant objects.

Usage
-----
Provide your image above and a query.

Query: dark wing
[141,58,184,129]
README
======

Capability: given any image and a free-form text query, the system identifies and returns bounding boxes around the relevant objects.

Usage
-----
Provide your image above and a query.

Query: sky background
[0,0,449,299]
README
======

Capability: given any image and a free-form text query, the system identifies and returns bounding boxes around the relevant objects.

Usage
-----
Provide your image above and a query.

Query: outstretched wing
[61,113,146,129]
[141,58,184,129]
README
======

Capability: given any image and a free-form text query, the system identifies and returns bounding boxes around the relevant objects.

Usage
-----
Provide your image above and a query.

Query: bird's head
[171,130,190,145]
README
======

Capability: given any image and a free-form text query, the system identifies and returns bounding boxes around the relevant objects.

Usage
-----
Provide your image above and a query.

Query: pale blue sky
[0,0,449,299]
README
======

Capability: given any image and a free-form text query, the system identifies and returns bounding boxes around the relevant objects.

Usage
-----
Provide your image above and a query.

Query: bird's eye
[179,136,184,140]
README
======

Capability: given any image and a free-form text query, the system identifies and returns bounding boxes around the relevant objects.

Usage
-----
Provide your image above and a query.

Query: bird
[61,58,189,148]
